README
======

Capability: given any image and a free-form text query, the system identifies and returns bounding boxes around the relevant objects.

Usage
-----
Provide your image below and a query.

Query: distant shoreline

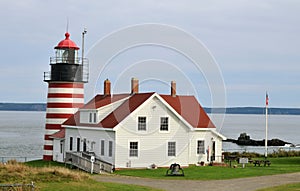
[205,107,300,115]
[1,103,300,115]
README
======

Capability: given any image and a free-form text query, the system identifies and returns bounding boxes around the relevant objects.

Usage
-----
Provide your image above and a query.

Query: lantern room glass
[55,49,79,64]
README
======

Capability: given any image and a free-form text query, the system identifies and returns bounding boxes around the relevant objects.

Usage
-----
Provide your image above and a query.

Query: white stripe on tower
[43,82,84,161]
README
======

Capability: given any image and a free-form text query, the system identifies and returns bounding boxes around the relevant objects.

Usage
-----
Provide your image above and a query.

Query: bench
[264,160,271,166]
[253,160,271,167]
[253,160,261,166]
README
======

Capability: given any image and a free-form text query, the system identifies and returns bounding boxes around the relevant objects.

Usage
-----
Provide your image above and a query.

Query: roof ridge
[99,93,155,128]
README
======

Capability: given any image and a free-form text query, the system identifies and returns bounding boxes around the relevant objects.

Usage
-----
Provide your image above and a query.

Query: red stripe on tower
[49,83,84,88]
[46,113,73,119]
[43,82,84,160]
[43,31,88,161]
[48,93,84,98]
[46,103,84,108]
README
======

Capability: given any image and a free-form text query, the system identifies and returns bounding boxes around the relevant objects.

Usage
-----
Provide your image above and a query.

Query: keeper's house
[52,78,226,168]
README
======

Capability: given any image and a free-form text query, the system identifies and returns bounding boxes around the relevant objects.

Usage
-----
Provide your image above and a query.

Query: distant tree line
[0,103,300,114]
[204,107,300,115]
[0,103,46,111]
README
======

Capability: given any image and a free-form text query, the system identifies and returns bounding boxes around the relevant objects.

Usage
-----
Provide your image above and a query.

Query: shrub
[0,161,90,183]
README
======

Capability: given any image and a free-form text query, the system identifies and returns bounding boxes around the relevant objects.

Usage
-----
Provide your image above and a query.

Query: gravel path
[94,172,300,191]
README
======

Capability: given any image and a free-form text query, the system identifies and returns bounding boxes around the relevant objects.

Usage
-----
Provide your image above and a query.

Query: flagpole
[265,92,268,158]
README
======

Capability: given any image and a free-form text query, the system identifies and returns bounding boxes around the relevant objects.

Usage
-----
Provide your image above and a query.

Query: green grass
[115,157,300,180]
[25,159,66,167]
[256,183,300,191]
[38,180,162,191]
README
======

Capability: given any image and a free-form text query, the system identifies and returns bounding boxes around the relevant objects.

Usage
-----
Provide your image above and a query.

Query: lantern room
[44,32,88,83]
[54,32,79,64]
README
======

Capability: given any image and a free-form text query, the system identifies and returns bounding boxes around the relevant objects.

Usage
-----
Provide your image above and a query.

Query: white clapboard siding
[115,96,191,168]
[65,128,115,165]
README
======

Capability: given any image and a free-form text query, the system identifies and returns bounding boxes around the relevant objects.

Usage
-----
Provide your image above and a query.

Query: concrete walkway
[94,172,300,191]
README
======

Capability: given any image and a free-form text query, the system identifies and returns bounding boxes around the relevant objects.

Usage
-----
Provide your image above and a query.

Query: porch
[65,152,114,173]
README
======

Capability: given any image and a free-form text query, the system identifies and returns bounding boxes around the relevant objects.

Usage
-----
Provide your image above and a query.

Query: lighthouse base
[43,155,53,161]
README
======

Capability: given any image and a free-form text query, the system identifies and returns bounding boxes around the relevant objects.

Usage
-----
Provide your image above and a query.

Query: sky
[0,0,299,108]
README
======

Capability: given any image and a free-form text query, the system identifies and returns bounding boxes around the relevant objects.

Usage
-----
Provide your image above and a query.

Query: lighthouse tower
[43,32,88,161]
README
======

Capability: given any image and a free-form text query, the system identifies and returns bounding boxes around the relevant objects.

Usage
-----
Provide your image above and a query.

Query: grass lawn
[37,180,162,191]
[256,183,300,191]
[115,157,300,180]
[0,160,162,191]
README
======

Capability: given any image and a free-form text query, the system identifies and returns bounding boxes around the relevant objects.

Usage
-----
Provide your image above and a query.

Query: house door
[83,139,87,152]
[77,138,80,152]
[211,141,216,161]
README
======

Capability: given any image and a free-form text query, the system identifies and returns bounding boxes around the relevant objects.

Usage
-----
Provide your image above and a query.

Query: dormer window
[89,112,97,123]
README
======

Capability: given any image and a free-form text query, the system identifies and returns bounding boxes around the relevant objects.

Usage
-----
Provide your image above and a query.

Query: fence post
[31,181,35,191]
[91,156,95,174]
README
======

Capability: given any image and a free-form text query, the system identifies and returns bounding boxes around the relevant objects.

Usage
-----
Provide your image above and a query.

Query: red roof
[63,94,132,127]
[82,94,130,109]
[63,93,215,129]
[50,128,65,139]
[160,95,215,128]
[100,93,154,128]
[55,32,79,50]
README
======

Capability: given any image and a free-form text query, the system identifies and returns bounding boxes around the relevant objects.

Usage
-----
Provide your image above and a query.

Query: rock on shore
[224,133,291,146]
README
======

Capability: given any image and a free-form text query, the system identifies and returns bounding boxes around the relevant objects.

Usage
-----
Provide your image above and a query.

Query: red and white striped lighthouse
[43,32,88,160]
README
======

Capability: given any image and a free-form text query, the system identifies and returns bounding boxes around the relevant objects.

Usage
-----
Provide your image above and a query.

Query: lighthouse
[43,32,88,161]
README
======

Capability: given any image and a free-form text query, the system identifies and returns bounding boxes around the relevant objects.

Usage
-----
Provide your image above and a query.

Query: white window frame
[137,116,147,131]
[89,111,97,124]
[76,137,81,152]
[60,141,64,154]
[197,140,205,155]
[108,141,113,157]
[90,141,95,152]
[83,138,87,152]
[69,136,73,151]
[93,112,97,123]
[89,113,93,123]
[167,141,176,157]
[100,140,105,156]
[160,116,169,132]
[129,141,139,158]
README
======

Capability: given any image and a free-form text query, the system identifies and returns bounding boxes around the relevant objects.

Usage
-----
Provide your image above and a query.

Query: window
[100,140,105,156]
[109,141,113,157]
[69,137,73,151]
[89,113,92,123]
[138,117,146,131]
[129,142,138,157]
[91,141,95,151]
[76,137,80,152]
[83,139,87,152]
[160,117,169,131]
[60,141,63,154]
[93,113,97,123]
[168,142,176,156]
[197,140,205,154]
[89,112,97,123]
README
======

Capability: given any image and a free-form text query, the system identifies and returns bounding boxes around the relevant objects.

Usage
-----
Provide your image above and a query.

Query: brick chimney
[104,79,111,95]
[171,81,176,97]
[131,78,139,94]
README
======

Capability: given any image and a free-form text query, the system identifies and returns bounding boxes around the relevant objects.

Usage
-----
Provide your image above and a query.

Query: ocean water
[211,113,300,153]
[0,111,45,160]
[0,111,299,160]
